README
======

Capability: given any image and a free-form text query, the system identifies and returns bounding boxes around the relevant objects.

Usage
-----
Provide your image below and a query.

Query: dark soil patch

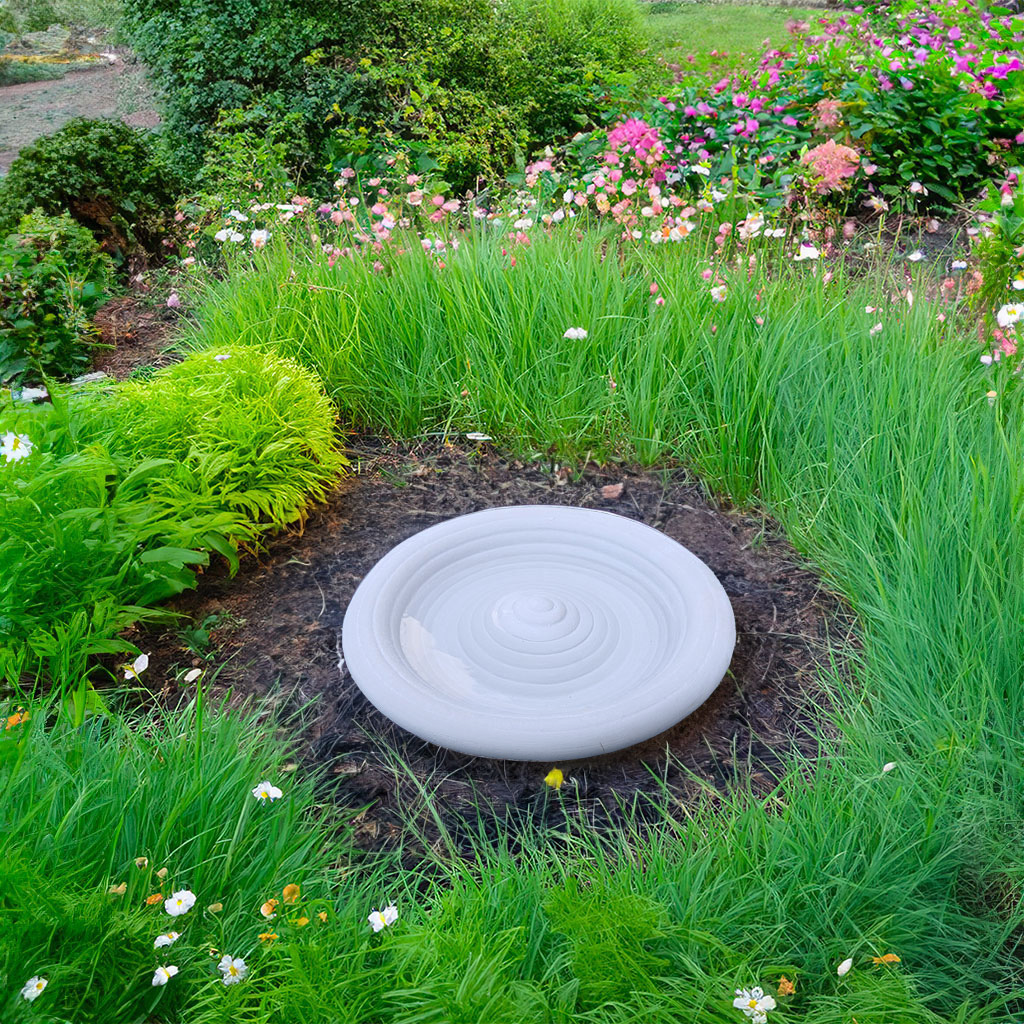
[91,296,179,378]
[127,439,854,855]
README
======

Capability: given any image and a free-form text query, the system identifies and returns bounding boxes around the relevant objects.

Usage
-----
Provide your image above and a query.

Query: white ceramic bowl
[341,505,735,760]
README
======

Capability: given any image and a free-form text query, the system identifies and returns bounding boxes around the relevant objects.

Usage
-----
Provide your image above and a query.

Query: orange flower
[317,911,328,923]
[260,898,279,919]
[295,916,310,927]
[5,708,28,730]
[258,932,278,943]
[871,953,901,965]
[282,883,300,904]
[777,976,796,996]
[145,893,163,905]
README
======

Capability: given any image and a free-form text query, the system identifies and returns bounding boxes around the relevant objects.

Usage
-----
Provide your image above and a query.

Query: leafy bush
[0,210,110,384]
[122,0,657,191]
[0,345,346,691]
[0,118,181,253]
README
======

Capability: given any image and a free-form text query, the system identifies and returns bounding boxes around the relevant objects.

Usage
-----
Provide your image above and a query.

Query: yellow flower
[155,867,168,880]
[260,898,279,919]
[207,902,223,914]
[544,767,564,790]
[295,916,310,927]
[258,932,278,943]
[108,882,127,896]
[871,953,901,965]
[282,883,300,904]
[135,857,149,869]
[317,911,328,923]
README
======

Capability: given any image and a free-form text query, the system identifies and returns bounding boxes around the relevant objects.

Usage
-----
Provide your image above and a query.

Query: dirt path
[0,54,158,172]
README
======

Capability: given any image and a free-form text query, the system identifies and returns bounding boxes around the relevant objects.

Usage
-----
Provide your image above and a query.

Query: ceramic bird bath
[341,505,735,760]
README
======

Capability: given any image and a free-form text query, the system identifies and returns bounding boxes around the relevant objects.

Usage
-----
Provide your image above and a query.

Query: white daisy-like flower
[733,986,777,1022]
[164,889,197,916]
[793,243,820,261]
[152,965,179,986]
[837,956,854,976]
[21,976,47,1001]
[154,931,180,948]
[252,781,283,802]
[562,327,588,340]
[0,431,33,463]
[996,303,1022,328]
[368,904,398,932]
[250,229,270,249]
[123,653,149,681]
[218,955,248,985]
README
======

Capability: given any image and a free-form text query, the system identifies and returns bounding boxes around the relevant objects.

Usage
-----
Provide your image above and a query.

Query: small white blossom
[250,229,270,248]
[733,986,777,1023]
[227,209,249,222]
[562,327,588,341]
[15,387,48,402]
[837,956,854,976]
[882,761,897,773]
[152,965,179,986]
[219,955,248,985]
[164,890,197,917]
[368,904,398,932]
[0,432,33,463]
[794,244,819,261]
[184,668,202,683]
[1012,274,1023,291]
[869,322,883,336]
[21,976,47,1001]
[466,432,492,441]
[252,781,283,802]
[951,260,967,270]
[996,303,1022,328]
[123,653,149,681]
[906,250,924,262]
[710,285,728,302]
[154,931,181,948]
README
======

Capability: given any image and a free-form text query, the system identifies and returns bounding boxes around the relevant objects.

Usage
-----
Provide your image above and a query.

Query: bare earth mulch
[125,440,854,855]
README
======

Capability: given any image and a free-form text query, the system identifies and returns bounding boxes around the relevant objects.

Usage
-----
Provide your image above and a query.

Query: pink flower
[650,282,659,295]
[801,140,860,193]
[431,195,445,208]
[166,292,181,308]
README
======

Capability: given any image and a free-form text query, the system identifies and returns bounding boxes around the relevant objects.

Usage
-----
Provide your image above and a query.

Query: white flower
[0,431,33,463]
[184,668,202,683]
[882,761,897,773]
[763,227,786,238]
[154,931,181,948]
[15,387,48,402]
[837,956,854,976]
[710,285,728,302]
[513,217,534,230]
[164,890,197,916]
[252,781,283,802]
[733,986,777,1022]
[996,303,1022,328]
[152,965,179,986]
[250,229,270,248]
[1012,274,1024,291]
[562,190,574,204]
[869,322,883,336]
[227,209,249,222]
[951,260,967,270]
[692,164,711,176]
[214,228,231,242]
[218,955,248,985]
[368,904,398,932]
[711,188,728,202]
[562,327,588,340]
[466,432,492,441]
[906,250,924,262]
[738,213,764,240]
[213,353,231,362]
[908,181,928,194]
[123,653,149,681]
[794,244,819,261]
[21,976,47,1001]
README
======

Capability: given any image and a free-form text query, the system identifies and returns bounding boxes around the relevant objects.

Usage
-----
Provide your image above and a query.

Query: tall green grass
[182,227,1024,1020]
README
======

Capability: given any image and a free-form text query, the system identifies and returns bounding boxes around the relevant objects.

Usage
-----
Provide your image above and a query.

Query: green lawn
[646,1,823,77]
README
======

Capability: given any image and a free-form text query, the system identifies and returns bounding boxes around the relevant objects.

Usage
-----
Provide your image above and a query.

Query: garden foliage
[121,0,656,190]
[0,118,181,253]
[0,210,111,384]
[0,345,346,692]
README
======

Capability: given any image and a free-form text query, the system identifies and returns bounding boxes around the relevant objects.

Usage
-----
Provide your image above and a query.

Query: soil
[91,296,179,379]
[0,50,158,174]
[125,439,855,858]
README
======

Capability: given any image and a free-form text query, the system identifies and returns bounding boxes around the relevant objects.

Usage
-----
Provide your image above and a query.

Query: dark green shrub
[0,210,111,384]
[0,118,182,252]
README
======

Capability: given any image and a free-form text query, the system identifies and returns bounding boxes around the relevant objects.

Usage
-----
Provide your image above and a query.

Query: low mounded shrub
[0,118,182,253]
